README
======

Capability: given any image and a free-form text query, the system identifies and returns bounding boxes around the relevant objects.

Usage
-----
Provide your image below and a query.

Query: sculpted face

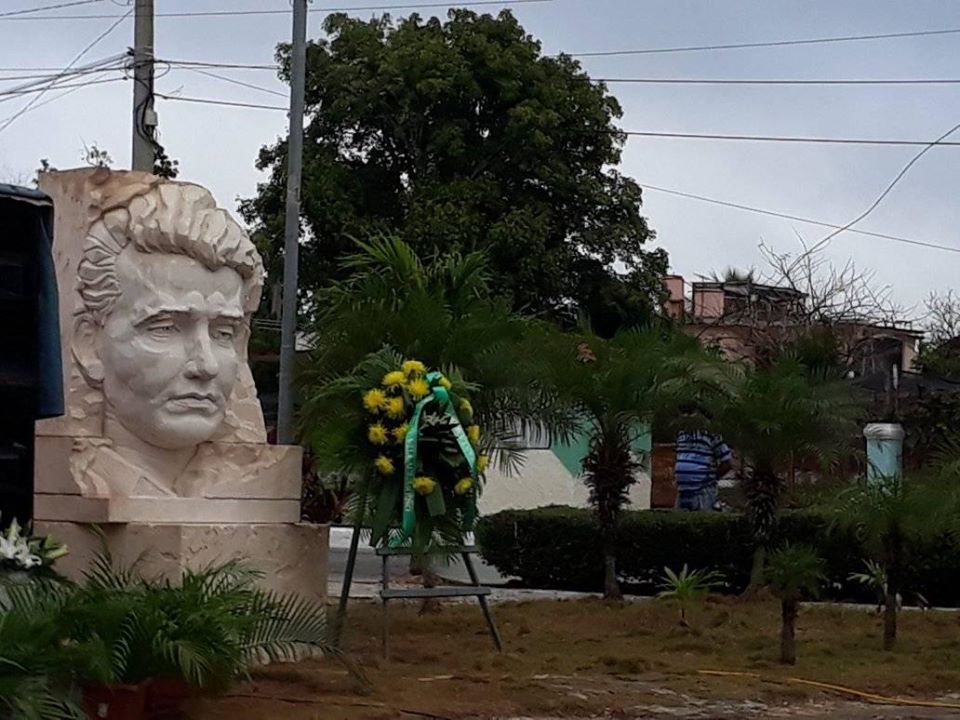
[96,246,245,449]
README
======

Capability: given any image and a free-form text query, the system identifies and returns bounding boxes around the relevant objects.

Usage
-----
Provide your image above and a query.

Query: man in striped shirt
[674,429,733,511]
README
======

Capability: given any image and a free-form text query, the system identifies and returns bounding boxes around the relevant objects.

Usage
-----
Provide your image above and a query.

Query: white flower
[0,534,41,569]
[4,517,22,543]
[0,535,21,560]
[17,552,41,569]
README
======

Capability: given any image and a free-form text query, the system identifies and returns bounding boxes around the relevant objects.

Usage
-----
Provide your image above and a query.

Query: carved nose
[185,334,219,379]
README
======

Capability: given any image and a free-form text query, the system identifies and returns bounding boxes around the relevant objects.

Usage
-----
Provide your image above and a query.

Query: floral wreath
[362,359,488,548]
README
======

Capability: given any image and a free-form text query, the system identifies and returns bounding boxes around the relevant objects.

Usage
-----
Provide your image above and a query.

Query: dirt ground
[191,596,960,719]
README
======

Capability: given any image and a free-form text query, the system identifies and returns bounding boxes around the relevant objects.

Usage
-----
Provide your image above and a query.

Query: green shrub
[476,505,960,606]
[0,554,341,711]
[476,506,754,593]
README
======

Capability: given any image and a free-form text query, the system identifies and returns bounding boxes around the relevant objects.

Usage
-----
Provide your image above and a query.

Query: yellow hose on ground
[698,669,960,710]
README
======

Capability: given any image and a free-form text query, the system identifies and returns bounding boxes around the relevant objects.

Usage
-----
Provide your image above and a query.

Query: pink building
[663,275,920,375]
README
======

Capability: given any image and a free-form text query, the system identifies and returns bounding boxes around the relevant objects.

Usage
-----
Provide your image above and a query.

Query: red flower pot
[145,677,193,720]
[82,681,149,720]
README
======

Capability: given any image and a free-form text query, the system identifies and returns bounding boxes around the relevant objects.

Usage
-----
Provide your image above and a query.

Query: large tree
[241,9,665,331]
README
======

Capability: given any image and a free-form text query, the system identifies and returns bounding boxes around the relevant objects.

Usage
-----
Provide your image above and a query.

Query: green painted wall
[550,422,651,477]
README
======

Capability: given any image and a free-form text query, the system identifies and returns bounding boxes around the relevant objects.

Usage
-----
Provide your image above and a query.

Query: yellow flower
[402,359,426,376]
[382,370,406,388]
[393,423,409,443]
[363,388,387,413]
[437,375,452,390]
[374,455,395,475]
[459,399,473,416]
[454,477,474,495]
[407,378,430,401]
[477,454,489,474]
[385,396,406,419]
[412,476,436,496]
[466,424,481,445]
[368,423,388,445]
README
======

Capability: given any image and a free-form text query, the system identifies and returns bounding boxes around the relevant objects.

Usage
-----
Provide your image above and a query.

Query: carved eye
[212,324,237,343]
[147,319,178,337]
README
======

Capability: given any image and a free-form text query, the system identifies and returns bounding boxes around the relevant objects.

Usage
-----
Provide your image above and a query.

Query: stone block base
[35,521,329,603]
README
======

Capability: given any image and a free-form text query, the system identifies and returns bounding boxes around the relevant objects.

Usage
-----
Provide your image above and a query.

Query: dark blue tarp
[0,183,64,419]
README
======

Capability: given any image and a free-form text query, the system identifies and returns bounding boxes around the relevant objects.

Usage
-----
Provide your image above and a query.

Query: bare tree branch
[923,290,960,347]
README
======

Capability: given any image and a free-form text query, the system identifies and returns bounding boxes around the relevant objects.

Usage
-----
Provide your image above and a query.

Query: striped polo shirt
[675,430,732,494]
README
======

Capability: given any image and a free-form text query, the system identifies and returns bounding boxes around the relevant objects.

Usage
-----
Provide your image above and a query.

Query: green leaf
[425,488,447,518]
[369,479,401,547]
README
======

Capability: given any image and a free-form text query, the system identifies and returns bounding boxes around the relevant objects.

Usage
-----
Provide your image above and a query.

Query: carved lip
[166,392,220,412]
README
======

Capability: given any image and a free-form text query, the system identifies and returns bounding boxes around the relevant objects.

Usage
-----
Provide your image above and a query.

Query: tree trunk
[883,589,897,650]
[748,546,767,591]
[602,540,622,601]
[744,463,781,591]
[780,599,798,664]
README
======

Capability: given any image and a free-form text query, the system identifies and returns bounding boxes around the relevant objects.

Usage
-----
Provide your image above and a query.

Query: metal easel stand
[376,544,503,659]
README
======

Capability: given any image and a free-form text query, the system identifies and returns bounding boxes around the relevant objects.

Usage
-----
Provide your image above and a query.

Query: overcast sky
[1,0,958,318]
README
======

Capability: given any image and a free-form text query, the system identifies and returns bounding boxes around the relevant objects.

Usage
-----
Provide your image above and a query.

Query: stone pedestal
[36,521,329,602]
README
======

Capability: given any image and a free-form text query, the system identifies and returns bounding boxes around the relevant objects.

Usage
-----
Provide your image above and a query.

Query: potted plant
[65,554,335,719]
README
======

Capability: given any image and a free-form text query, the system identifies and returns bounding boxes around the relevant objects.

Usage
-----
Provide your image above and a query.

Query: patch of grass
[192,598,960,720]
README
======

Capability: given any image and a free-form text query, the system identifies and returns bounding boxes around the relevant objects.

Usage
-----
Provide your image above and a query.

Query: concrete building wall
[479,449,651,516]
[692,287,725,320]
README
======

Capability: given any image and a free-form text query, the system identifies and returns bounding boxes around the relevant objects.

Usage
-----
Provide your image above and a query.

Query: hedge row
[475,506,960,606]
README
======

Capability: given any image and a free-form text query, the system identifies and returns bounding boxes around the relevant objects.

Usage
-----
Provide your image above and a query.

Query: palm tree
[700,267,757,284]
[0,580,85,720]
[765,544,825,664]
[657,564,724,627]
[300,234,571,480]
[714,360,862,586]
[830,475,955,650]
[534,327,730,600]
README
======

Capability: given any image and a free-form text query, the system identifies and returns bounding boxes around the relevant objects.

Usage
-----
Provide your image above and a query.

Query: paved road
[326,527,509,598]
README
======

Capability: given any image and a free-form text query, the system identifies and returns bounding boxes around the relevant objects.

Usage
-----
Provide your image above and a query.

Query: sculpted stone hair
[77,180,263,323]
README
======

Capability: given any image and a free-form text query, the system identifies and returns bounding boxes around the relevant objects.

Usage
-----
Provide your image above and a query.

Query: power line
[0,9,130,136]
[156,93,287,111]
[161,60,279,71]
[620,130,960,147]
[570,27,960,57]
[798,118,960,262]
[0,54,127,101]
[0,0,552,20]
[174,67,288,98]
[0,74,124,102]
[596,77,960,86]
[10,73,121,117]
[158,60,960,87]
[640,183,960,256]
[0,59,127,90]
[0,0,102,18]
[0,67,122,82]
[149,85,960,258]
[146,92,960,148]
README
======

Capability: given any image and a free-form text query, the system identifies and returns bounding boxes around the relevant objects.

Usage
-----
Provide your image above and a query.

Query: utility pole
[131,0,156,172]
[277,0,308,444]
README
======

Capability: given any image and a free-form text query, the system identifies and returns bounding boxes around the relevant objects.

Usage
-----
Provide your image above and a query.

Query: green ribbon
[394,371,479,546]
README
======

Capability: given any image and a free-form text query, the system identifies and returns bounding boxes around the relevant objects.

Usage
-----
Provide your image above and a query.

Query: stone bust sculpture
[70,181,265,497]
